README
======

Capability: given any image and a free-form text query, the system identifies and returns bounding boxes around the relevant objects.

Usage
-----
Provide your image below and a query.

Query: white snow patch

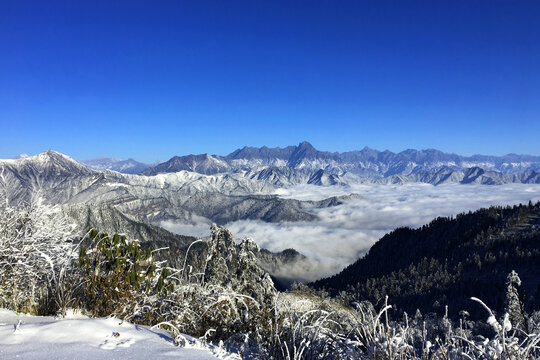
[0,309,238,360]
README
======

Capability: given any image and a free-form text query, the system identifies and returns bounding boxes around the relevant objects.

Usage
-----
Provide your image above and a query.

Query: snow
[0,309,239,360]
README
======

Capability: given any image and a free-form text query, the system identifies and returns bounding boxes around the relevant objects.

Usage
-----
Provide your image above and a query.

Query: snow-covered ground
[0,309,239,360]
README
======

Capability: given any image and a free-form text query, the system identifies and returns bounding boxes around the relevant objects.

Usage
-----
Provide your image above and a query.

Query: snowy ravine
[0,309,239,360]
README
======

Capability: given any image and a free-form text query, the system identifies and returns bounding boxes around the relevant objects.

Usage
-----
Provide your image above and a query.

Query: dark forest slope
[312,201,540,319]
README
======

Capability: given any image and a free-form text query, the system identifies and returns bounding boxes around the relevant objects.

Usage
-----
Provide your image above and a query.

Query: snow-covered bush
[344,295,540,359]
[456,297,540,360]
[269,291,540,360]
[0,188,78,314]
[204,224,277,307]
[154,282,270,346]
[150,225,279,350]
[271,307,357,359]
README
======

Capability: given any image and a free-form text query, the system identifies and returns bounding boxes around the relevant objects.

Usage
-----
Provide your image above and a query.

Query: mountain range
[1,145,539,285]
[116,142,539,185]
[0,151,319,280]
[0,150,358,226]
[1,144,539,229]
[142,142,540,176]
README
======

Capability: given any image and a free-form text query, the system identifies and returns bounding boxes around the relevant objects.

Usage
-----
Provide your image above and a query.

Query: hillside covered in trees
[313,201,540,321]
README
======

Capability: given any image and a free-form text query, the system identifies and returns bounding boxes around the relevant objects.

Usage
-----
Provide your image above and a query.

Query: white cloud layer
[162,183,540,282]
[160,221,211,238]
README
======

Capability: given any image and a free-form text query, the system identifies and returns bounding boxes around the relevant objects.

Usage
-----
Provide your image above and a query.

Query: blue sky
[1,1,539,163]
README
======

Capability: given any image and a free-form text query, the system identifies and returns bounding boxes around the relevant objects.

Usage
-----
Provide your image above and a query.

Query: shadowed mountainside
[312,201,540,320]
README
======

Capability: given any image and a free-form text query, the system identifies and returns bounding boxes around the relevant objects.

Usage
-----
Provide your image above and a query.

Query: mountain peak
[0,150,94,176]
[297,141,315,150]
[39,149,76,163]
[43,149,64,157]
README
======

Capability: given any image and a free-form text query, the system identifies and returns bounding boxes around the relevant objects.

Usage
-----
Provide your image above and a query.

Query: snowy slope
[0,309,238,360]
[81,157,150,174]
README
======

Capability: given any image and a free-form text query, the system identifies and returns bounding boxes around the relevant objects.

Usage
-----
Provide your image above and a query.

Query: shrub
[77,228,170,319]
[0,193,77,314]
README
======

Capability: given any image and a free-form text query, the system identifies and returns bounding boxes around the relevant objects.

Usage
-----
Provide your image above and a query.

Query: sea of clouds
[162,183,540,282]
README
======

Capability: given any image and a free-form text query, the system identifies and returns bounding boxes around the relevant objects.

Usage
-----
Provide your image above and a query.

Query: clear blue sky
[1,1,539,163]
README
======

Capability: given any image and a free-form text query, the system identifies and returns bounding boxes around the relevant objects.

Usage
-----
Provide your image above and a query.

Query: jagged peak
[297,141,315,150]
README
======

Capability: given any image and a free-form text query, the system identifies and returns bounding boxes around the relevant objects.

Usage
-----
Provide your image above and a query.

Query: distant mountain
[1,149,538,235]
[311,201,540,320]
[142,154,229,176]
[141,142,540,186]
[0,151,347,226]
[81,157,150,174]
[0,150,97,204]
[227,145,296,162]
[386,166,540,185]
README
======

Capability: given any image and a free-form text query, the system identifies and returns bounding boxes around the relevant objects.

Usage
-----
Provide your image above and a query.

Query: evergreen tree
[505,270,526,331]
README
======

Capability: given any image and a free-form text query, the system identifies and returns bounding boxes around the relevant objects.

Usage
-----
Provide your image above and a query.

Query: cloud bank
[162,183,540,282]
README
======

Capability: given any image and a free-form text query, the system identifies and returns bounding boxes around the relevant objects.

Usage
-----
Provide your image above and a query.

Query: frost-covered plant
[153,281,266,346]
[0,186,78,314]
[348,297,417,359]
[456,297,540,360]
[527,311,540,334]
[151,225,278,348]
[271,307,355,360]
[505,270,526,332]
[53,265,81,317]
[334,295,540,360]
[77,228,170,319]
[204,224,276,307]
[146,225,535,359]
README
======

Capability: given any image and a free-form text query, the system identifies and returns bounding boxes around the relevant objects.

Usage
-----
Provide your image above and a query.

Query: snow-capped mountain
[0,150,99,204]
[1,147,539,219]
[380,166,540,185]
[1,147,539,231]
[141,142,540,186]
[81,157,150,174]
[142,154,230,176]
[0,151,343,226]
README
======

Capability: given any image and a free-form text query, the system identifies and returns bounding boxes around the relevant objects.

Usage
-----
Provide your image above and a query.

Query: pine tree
[504,270,526,331]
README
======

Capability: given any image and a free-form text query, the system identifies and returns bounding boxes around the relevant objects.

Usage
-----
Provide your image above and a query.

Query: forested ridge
[312,201,540,320]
